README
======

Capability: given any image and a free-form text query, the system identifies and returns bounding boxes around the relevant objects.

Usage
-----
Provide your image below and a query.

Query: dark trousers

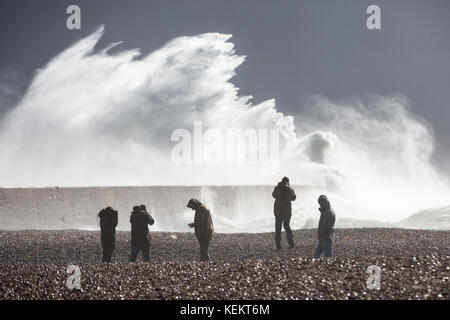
[275,215,294,249]
[102,246,114,262]
[129,244,151,262]
[198,237,211,261]
[313,240,334,258]
[101,242,115,262]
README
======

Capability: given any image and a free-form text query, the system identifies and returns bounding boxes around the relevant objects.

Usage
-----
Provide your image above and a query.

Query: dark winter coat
[130,209,155,247]
[317,195,336,242]
[272,181,296,217]
[193,203,214,241]
[98,207,118,246]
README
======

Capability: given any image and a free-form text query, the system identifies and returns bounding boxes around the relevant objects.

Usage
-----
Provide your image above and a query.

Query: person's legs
[102,249,109,262]
[109,243,115,261]
[313,242,324,258]
[283,216,295,248]
[323,240,334,258]
[199,238,210,261]
[142,244,151,262]
[101,243,107,262]
[274,215,283,250]
[102,246,113,262]
[129,245,140,262]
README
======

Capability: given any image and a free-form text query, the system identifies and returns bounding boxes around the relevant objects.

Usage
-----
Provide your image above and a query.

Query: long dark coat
[193,203,214,241]
[272,181,296,217]
[98,207,118,247]
[130,209,155,247]
[317,195,336,242]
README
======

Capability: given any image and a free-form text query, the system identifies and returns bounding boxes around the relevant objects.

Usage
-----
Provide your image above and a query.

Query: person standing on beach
[129,204,155,262]
[187,199,214,261]
[272,176,296,251]
[313,195,336,258]
[98,206,118,262]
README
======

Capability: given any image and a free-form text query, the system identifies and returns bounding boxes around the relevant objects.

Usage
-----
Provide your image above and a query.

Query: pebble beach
[0,228,449,299]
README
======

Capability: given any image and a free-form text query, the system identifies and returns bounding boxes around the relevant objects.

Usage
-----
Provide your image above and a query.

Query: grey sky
[1,0,449,172]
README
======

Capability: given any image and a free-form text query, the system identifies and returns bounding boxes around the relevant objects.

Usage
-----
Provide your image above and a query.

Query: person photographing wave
[129,204,155,262]
[272,176,296,251]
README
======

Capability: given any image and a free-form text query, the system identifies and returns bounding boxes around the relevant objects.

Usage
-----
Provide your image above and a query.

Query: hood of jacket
[318,195,330,210]
[277,181,290,189]
[105,206,117,215]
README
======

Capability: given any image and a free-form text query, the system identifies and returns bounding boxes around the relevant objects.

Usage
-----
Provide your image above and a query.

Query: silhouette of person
[272,176,296,250]
[98,206,118,262]
[187,199,214,261]
[129,204,155,262]
[313,195,336,258]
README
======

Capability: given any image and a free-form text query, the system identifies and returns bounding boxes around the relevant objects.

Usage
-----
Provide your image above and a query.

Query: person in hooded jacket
[129,204,155,262]
[272,176,296,250]
[98,206,118,262]
[187,198,214,261]
[313,195,336,258]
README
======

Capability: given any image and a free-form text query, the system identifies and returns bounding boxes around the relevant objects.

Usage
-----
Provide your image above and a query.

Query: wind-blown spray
[0,26,449,227]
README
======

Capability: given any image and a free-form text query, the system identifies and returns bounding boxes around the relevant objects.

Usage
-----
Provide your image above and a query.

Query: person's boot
[288,239,295,249]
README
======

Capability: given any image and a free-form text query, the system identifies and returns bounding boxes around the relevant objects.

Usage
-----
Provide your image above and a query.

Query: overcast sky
[1,0,450,172]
